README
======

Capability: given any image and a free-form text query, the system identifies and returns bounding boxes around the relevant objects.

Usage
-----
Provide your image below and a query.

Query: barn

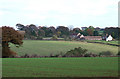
[79,35,102,40]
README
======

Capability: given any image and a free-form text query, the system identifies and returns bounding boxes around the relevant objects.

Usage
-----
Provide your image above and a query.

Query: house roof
[80,35,84,38]
[84,36,102,40]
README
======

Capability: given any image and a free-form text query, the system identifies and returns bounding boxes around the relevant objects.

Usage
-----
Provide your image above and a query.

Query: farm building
[70,34,78,39]
[79,34,85,40]
[71,33,102,40]
[81,27,87,31]
[106,35,113,41]
[80,34,84,38]
[83,36,102,40]
[77,33,81,36]
[102,34,113,41]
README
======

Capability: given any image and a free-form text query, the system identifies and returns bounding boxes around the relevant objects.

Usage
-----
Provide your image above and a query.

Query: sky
[0,0,119,29]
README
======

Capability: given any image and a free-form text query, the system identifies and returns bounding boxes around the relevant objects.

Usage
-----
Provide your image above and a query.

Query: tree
[104,27,120,39]
[73,28,82,34]
[29,24,38,31]
[29,24,38,37]
[83,26,95,36]
[56,31,61,37]
[41,27,51,37]
[56,26,69,37]
[52,35,58,40]
[111,32,115,38]
[86,28,93,36]
[2,26,24,58]
[16,23,25,30]
[68,25,74,30]
[48,26,56,36]
[93,31,99,36]
[38,29,45,37]
[88,26,95,31]
[81,30,88,36]
[16,24,39,39]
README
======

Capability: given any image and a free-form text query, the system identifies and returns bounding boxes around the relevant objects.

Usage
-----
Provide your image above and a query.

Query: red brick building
[84,36,102,40]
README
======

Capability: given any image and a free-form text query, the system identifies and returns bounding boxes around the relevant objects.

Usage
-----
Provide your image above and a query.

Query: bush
[64,37,72,41]
[37,36,43,40]
[64,47,87,57]
[23,54,31,58]
[52,35,58,40]
[49,52,63,57]
[84,53,91,57]
[30,36,37,40]
[117,51,120,56]
[84,53,98,57]
[50,53,55,57]
[31,54,38,57]
[99,51,113,56]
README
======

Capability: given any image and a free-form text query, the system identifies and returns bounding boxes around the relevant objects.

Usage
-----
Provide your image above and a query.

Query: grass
[10,40,118,56]
[3,40,119,77]
[86,40,119,45]
[2,57,118,77]
[0,59,2,78]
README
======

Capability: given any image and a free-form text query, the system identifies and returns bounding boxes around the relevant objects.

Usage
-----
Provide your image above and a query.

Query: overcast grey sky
[0,0,119,28]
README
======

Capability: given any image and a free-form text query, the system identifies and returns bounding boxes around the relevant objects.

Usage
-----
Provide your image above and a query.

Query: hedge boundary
[87,41,120,47]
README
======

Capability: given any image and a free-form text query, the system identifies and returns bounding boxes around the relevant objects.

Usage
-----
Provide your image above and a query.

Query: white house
[80,34,84,38]
[77,33,81,36]
[106,35,113,41]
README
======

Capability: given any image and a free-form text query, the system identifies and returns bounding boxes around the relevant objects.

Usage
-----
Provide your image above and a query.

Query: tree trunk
[2,42,17,58]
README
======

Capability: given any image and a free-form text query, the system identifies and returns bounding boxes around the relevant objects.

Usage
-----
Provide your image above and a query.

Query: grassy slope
[10,40,118,56]
[2,57,118,77]
[87,40,119,45]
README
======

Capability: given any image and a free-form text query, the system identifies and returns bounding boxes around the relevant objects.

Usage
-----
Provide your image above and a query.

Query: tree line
[16,23,120,40]
[2,26,119,58]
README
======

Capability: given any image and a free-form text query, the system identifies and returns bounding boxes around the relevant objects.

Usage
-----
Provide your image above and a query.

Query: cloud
[0,0,119,28]
[24,0,118,15]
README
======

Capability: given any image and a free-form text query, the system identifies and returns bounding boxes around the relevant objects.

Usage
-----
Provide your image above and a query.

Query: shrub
[30,36,37,40]
[84,53,98,57]
[50,53,55,57]
[64,37,70,41]
[84,53,91,57]
[64,47,87,57]
[23,54,31,58]
[31,54,38,57]
[52,35,58,40]
[117,51,120,56]
[37,36,43,40]
[99,51,113,56]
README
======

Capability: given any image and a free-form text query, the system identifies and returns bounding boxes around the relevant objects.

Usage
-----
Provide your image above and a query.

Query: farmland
[86,40,119,45]
[2,57,118,77]
[10,40,118,56]
[2,40,119,77]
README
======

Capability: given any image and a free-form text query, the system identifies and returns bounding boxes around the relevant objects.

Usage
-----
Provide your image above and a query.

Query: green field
[2,57,118,77]
[10,40,118,56]
[3,40,119,77]
[86,40,119,45]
